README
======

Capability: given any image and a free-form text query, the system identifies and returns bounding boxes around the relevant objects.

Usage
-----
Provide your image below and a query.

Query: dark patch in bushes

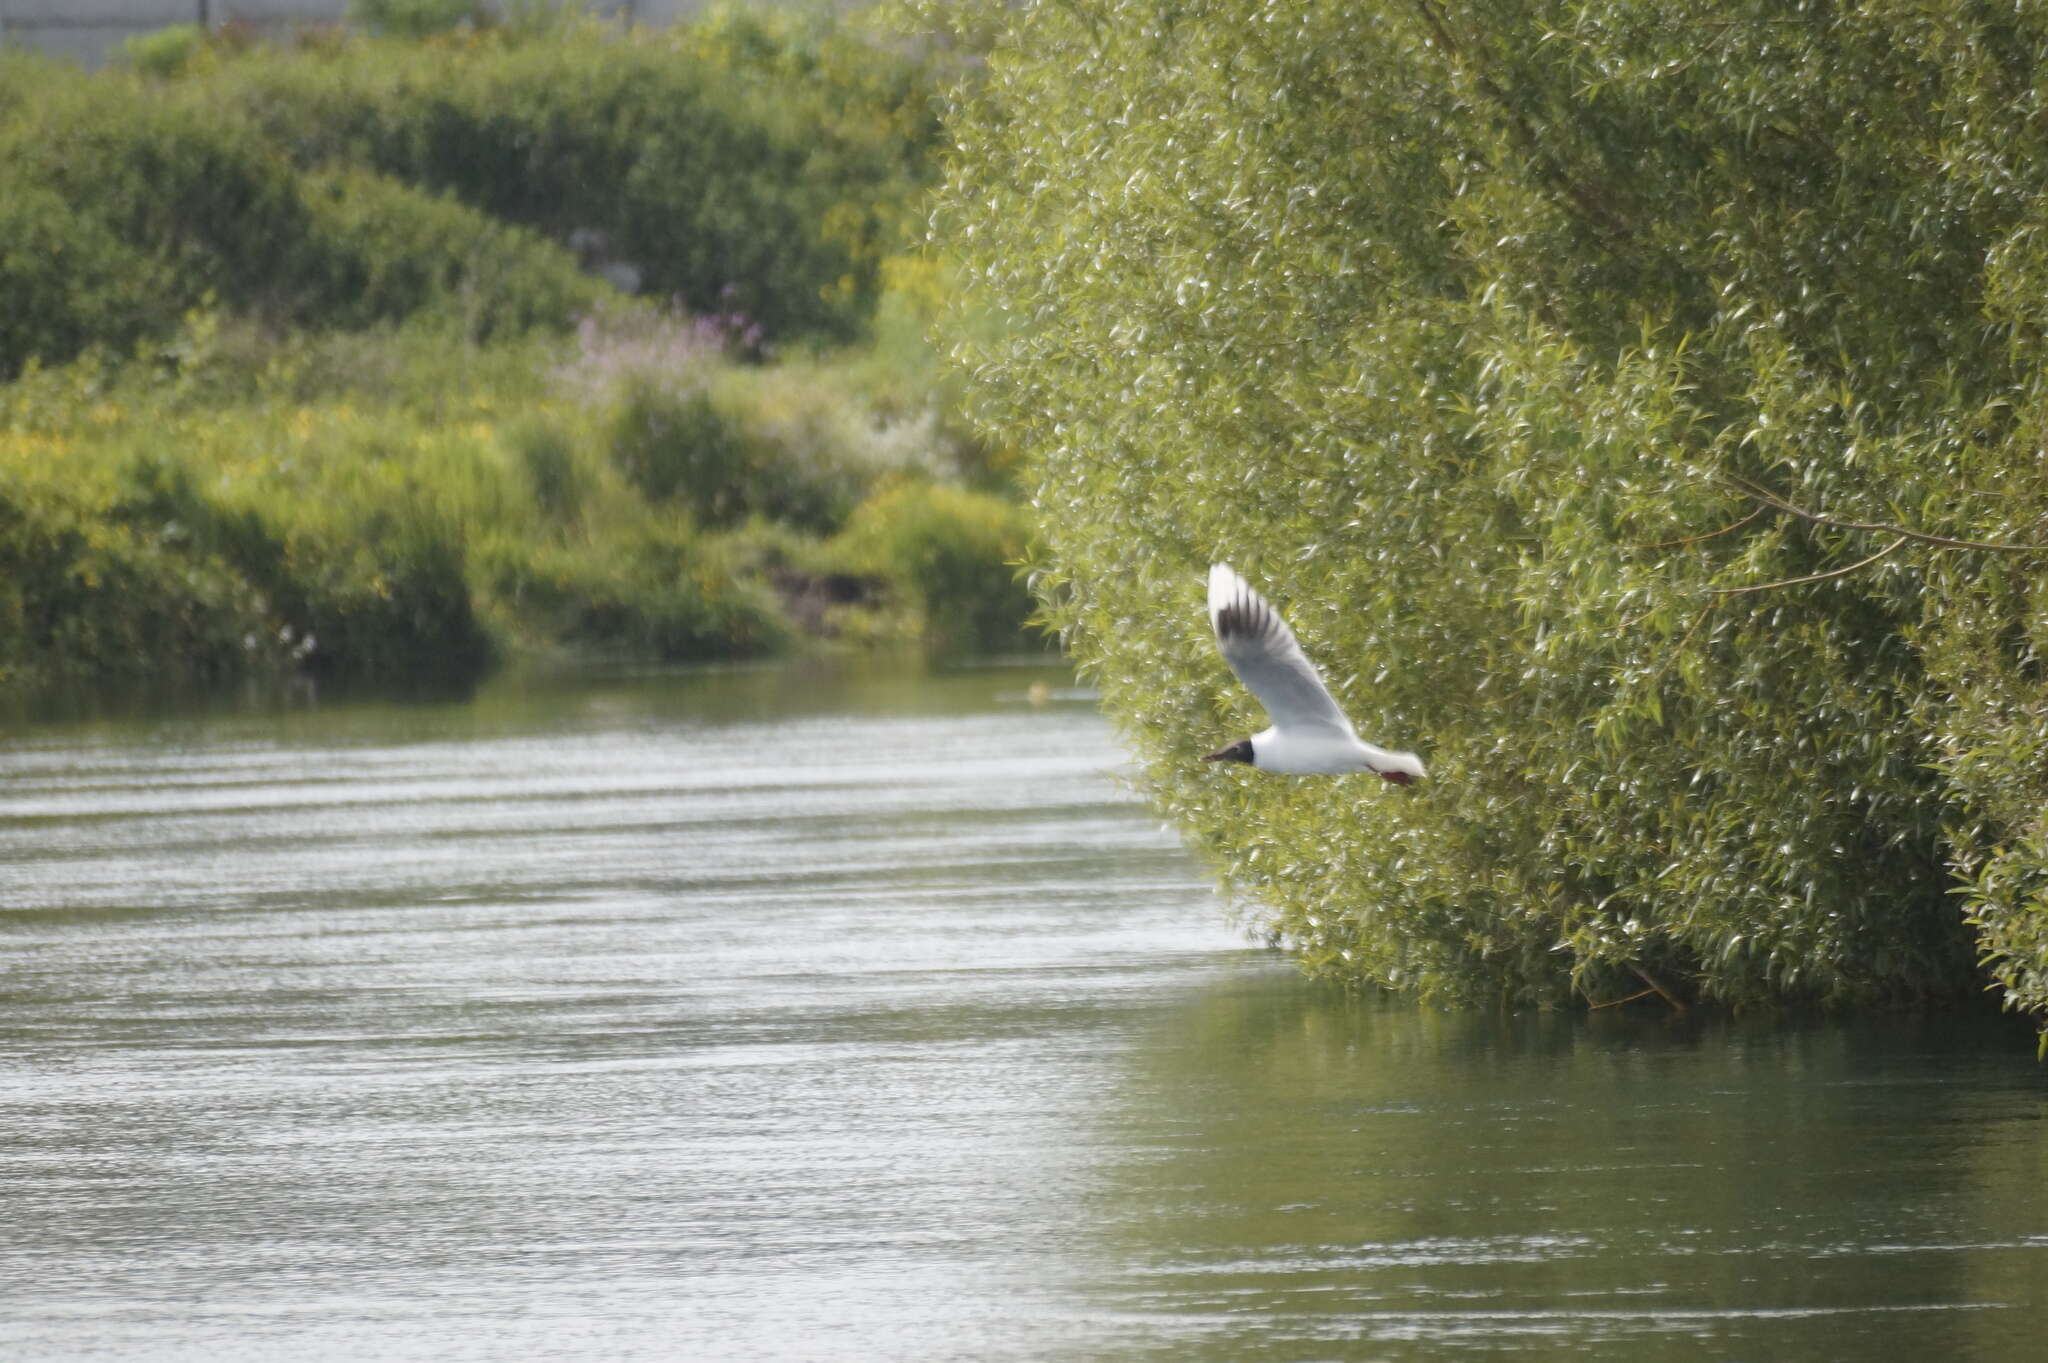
[836,481,1038,654]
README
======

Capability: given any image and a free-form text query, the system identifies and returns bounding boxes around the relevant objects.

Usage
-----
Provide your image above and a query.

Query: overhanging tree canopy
[940,0,2048,1028]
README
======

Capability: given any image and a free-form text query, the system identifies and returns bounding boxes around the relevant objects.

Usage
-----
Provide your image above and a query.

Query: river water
[2,659,2044,1361]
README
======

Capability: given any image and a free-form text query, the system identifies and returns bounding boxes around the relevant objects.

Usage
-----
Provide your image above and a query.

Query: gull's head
[1204,738,1255,765]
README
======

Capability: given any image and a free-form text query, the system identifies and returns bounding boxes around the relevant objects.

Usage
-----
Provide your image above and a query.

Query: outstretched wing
[1208,563,1354,735]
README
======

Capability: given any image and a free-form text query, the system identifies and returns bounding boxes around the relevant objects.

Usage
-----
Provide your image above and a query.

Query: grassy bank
[0,7,1037,690]
[0,297,1035,689]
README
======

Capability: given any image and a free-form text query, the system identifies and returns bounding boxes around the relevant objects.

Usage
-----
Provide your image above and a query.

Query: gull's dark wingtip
[1212,602,1257,643]
[1206,563,1273,646]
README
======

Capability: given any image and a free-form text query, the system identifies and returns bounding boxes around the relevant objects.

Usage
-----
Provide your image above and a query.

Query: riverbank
[0,7,1037,691]
[0,300,1037,691]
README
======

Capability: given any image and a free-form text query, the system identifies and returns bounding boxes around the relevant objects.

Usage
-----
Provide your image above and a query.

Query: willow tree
[939,0,2048,1026]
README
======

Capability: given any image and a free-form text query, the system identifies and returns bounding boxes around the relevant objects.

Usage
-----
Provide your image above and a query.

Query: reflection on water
[1,658,2044,1362]
[1090,982,2048,1360]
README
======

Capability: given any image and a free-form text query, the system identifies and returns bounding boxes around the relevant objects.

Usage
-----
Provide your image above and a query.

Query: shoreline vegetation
[0,4,1039,696]
[940,0,2048,1035]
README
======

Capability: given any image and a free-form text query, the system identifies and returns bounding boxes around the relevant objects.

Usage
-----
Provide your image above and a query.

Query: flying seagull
[1204,563,1426,782]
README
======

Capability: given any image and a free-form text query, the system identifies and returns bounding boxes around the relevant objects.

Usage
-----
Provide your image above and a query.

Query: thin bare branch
[1587,985,1659,1010]
[1708,534,1911,595]
[1718,473,2048,554]
[1629,963,1687,1015]
[1640,506,1764,550]
[1645,599,1718,684]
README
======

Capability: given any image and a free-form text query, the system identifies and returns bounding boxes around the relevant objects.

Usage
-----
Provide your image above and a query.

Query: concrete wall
[0,1,707,69]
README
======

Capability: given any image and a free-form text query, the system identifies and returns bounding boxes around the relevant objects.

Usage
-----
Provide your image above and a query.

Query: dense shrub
[0,10,1025,690]
[942,0,2048,1025]
[0,83,310,375]
[260,501,496,683]
[210,16,928,342]
[0,186,169,375]
[0,349,506,686]
[0,73,599,376]
[0,298,1026,687]
[0,9,938,373]
[484,522,787,662]
[503,416,589,525]
[607,381,755,523]
[570,311,910,533]
[834,480,1036,653]
[295,166,600,338]
[0,477,276,687]
[348,0,485,38]
[122,24,209,80]
[605,373,922,534]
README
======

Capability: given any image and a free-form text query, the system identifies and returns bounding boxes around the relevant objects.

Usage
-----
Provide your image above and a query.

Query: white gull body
[1204,563,1426,782]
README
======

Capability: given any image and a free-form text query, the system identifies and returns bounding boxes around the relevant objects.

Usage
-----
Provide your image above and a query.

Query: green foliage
[0,470,276,687]
[281,504,496,683]
[504,416,588,525]
[0,185,167,376]
[0,9,940,375]
[348,0,486,38]
[0,10,1029,691]
[0,295,1028,687]
[603,368,933,534]
[0,81,310,375]
[122,24,208,79]
[942,0,2048,1023]
[569,310,944,534]
[483,521,787,662]
[210,13,934,343]
[0,71,597,377]
[607,381,756,524]
[296,167,600,338]
[834,480,1037,654]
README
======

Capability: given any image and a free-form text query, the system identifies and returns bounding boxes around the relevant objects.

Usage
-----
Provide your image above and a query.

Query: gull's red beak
[1379,770,1414,785]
